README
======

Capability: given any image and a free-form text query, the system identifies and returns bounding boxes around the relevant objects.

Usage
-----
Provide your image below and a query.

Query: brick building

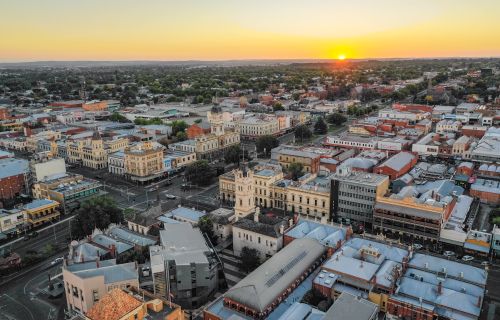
[186,122,211,139]
[374,151,418,180]
[0,158,29,204]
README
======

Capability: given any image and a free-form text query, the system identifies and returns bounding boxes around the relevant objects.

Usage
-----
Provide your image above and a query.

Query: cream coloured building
[237,115,280,139]
[124,142,164,183]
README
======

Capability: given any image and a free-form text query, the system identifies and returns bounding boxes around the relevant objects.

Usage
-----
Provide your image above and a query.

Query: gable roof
[86,288,142,320]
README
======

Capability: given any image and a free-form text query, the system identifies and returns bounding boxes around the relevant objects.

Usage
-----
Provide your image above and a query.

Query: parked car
[142,266,151,277]
[443,251,455,257]
[165,194,176,200]
[50,257,64,265]
[480,261,491,267]
[461,255,474,262]
[24,231,39,240]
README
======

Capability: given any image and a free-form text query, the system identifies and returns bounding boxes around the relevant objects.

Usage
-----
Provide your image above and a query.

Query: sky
[0,0,499,62]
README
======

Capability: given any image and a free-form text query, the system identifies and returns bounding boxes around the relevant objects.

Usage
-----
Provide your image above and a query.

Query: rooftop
[323,292,378,320]
[24,198,58,210]
[377,151,416,172]
[163,206,206,223]
[224,238,325,313]
[65,259,138,284]
[285,219,346,248]
[0,157,29,179]
[85,288,143,320]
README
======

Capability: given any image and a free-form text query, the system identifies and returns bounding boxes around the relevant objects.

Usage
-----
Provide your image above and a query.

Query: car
[165,194,176,200]
[51,257,64,265]
[480,261,491,267]
[461,255,474,262]
[142,266,151,277]
[413,244,423,250]
[443,251,455,257]
[181,183,194,191]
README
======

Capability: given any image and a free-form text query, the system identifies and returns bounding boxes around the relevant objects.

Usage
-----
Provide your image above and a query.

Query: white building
[436,120,462,134]
[108,151,125,175]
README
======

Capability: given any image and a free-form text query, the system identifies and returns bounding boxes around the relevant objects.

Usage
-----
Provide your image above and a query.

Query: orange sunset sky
[0,0,499,62]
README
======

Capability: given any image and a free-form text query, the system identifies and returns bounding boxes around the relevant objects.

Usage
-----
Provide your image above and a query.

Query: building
[30,157,66,182]
[107,151,125,175]
[374,151,417,180]
[436,120,462,134]
[163,150,196,172]
[452,135,474,159]
[161,206,206,225]
[124,142,164,183]
[470,178,500,204]
[0,157,29,203]
[82,100,108,112]
[330,167,389,226]
[373,181,462,243]
[271,145,322,174]
[24,198,60,229]
[0,208,26,239]
[67,132,109,169]
[207,208,235,242]
[323,292,379,320]
[284,174,332,220]
[62,259,139,316]
[492,224,500,257]
[237,115,280,139]
[205,238,325,319]
[324,134,378,150]
[84,287,184,320]
[186,121,211,139]
[471,127,500,163]
[388,253,487,320]
[149,223,220,309]
[232,208,291,259]
[32,173,102,211]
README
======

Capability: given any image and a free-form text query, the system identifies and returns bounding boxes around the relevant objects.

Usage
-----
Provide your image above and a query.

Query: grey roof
[0,158,29,179]
[66,259,138,284]
[24,198,57,209]
[108,226,157,246]
[150,223,211,266]
[233,214,288,238]
[91,234,133,254]
[225,238,325,313]
[323,292,378,320]
[377,151,415,172]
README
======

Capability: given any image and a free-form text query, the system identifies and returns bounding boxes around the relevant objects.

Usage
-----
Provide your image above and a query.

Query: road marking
[1,294,35,320]
[23,271,50,295]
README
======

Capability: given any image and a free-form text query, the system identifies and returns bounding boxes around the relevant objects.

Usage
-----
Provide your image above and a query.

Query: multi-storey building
[237,115,280,139]
[62,259,139,317]
[150,223,221,309]
[330,167,389,226]
[271,145,322,174]
[0,158,29,204]
[107,151,125,175]
[0,208,26,238]
[24,198,60,229]
[373,181,461,243]
[124,141,164,183]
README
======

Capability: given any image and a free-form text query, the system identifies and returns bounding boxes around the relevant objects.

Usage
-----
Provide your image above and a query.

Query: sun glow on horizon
[338,54,346,60]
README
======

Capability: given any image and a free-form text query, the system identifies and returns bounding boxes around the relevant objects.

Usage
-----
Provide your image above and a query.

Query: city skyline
[1,0,500,62]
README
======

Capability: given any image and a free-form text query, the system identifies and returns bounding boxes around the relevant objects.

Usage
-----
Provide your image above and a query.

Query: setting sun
[338,54,346,60]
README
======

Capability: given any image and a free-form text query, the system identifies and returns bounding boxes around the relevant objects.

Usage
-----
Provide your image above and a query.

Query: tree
[314,117,327,134]
[326,113,347,126]
[71,196,123,240]
[171,120,188,135]
[273,102,285,112]
[109,112,129,123]
[240,247,260,273]
[199,216,217,245]
[194,118,202,124]
[294,125,312,142]
[176,131,187,141]
[288,162,304,181]
[256,135,279,157]
[224,145,241,165]
[185,160,215,186]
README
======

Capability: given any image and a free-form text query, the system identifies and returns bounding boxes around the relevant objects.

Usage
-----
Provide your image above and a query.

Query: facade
[237,115,280,139]
[186,122,211,139]
[62,259,139,316]
[452,135,474,159]
[24,198,60,229]
[30,157,66,182]
[436,120,462,134]
[150,223,220,309]
[373,182,460,242]
[107,151,125,175]
[0,158,29,203]
[331,167,389,226]
[271,145,321,174]
[324,134,378,150]
[164,150,196,171]
[232,208,291,259]
[470,179,500,204]
[471,127,500,163]
[0,208,26,238]
[124,142,164,182]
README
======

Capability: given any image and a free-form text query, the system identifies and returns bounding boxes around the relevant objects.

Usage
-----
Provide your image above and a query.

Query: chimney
[96,258,100,268]
[437,281,442,295]
[135,261,138,271]
[80,253,84,263]
[279,224,285,235]
[111,244,116,258]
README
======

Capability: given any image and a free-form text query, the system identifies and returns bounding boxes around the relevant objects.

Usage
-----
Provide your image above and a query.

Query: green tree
[326,113,347,126]
[256,135,279,157]
[288,162,304,181]
[240,247,260,273]
[273,102,285,111]
[176,131,187,141]
[185,160,215,186]
[314,117,327,134]
[198,216,217,245]
[194,118,202,124]
[109,112,129,123]
[171,120,188,135]
[224,145,241,165]
[71,196,123,239]
[294,125,312,142]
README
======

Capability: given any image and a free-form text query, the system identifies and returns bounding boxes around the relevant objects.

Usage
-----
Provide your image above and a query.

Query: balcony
[374,211,440,230]
[28,211,60,224]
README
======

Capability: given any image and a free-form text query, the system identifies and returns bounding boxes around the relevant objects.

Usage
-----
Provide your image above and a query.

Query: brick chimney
[437,281,442,295]
[96,258,100,268]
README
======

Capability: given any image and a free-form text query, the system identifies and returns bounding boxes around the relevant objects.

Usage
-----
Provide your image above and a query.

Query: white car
[443,251,455,257]
[51,257,64,265]
[413,244,423,250]
[461,255,474,262]
[165,194,176,200]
